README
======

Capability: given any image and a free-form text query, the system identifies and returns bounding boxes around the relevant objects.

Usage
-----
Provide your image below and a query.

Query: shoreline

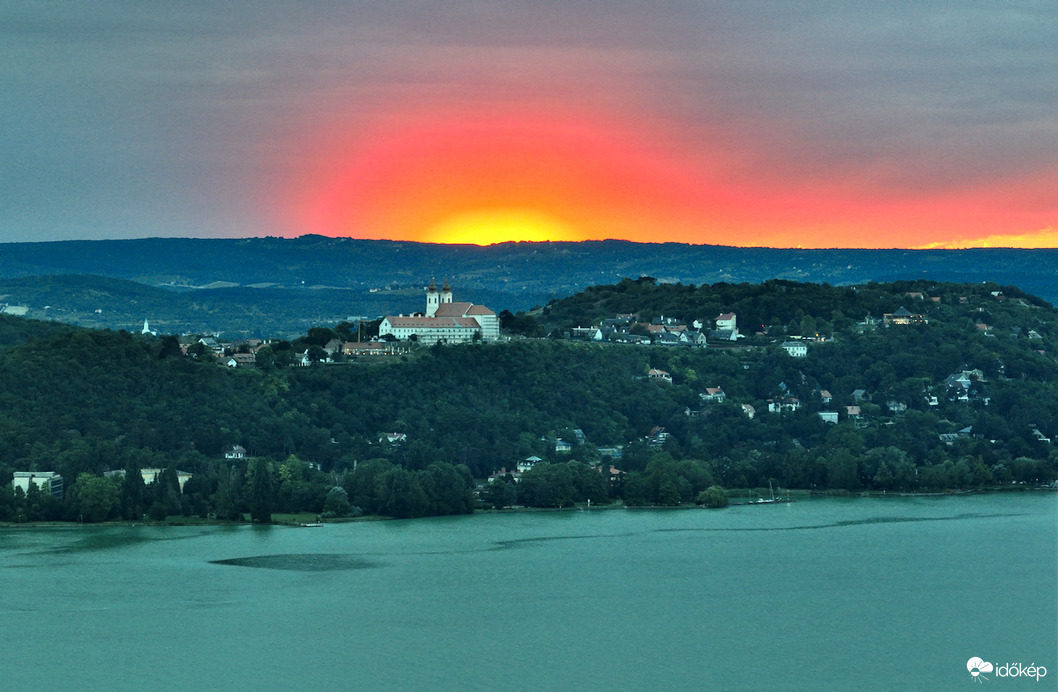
[3,486,1054,529]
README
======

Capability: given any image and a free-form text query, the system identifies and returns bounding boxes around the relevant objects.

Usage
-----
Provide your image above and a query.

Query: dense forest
[1,278,1055,524]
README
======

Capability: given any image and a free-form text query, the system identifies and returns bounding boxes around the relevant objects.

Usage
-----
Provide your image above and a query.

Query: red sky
[277,102,1057,249]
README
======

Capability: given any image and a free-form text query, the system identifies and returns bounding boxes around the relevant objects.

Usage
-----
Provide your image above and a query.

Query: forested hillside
[1,279,1055,525]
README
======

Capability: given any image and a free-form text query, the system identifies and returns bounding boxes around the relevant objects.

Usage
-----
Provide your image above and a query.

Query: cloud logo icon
[967,657,993,681]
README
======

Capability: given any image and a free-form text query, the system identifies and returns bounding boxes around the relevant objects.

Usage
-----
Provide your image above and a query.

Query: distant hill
[0,236,1054,336]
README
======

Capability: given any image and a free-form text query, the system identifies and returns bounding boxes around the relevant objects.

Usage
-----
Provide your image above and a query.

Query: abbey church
[378,280,499,344]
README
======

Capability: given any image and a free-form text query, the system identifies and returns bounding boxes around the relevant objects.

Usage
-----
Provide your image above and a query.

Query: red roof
[434,302,475,317]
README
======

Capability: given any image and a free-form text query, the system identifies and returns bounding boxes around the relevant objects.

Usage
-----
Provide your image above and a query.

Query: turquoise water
[2,494,1055,691]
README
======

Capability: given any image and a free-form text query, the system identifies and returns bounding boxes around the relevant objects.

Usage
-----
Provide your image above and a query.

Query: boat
[746,482,795,505]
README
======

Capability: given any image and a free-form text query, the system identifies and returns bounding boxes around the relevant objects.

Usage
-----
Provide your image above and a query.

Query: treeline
[482,456,728,509]
[0,455,476,524]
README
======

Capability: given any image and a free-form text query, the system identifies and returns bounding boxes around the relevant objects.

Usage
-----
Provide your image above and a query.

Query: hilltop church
[378,280,499,344]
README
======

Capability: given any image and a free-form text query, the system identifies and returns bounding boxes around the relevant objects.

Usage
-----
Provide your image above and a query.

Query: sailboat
[753,481,793,504]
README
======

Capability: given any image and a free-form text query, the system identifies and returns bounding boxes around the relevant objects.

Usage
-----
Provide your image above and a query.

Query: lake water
[2,494,1055,691]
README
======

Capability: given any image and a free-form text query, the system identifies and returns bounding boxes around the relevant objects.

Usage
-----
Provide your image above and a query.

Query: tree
[120,465,148,519]
[322,486,351,517]
[73,473,120,523]
[248,458,274,523]
[697,485,729,508]
[157,335,183,359]
[376,467,427,519]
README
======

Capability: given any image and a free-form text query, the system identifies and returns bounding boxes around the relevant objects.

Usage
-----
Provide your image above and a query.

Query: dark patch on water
[654,512,1025,533]
[493,534,628,550]
[210,553,379,571]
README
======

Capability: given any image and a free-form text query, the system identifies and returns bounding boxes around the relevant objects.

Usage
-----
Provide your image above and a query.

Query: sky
[2,1,1055,249]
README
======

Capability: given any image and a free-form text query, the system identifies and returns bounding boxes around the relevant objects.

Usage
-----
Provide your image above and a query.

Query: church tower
[440,279,453,306]
[426,279,439,317]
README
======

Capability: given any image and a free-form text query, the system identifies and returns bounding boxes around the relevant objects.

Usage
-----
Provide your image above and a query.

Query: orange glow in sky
[275,105,1056,249]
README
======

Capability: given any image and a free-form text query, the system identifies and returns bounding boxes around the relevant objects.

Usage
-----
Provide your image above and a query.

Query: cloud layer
[1,1,1054,247]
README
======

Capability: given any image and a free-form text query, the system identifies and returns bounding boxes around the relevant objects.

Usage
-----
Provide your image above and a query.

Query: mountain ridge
[0,237,1054,336]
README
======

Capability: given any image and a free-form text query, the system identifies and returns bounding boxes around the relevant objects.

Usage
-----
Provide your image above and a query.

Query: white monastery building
[378,280,499,345]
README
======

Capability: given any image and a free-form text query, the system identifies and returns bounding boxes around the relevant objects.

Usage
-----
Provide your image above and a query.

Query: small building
[140,468,193,492]
[768,397,801,414]
[647,426,671,446]
[225,445,247,460]
[781,341,808,358]
[818,411,839,424]
[517,456,543,473]
[647,368,672,382]
[12,471,64,498]
[715,312,737,333]
[701,387,726,403]
[883,307,927,325]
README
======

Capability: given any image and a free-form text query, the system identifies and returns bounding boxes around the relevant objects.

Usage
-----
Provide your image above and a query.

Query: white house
[225,445,247,460]
[517,456,543,472]
[715,312,737,333]
[781,341,808,357]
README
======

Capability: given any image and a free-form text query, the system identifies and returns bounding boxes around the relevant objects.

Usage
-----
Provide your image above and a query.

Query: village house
[883,307,928,325]
[647,426,671,446]
[343,341,406,356]
[715,312,737,333]
[700,387,726,403]
[225,444,247,460]
[647,368,672,382]
[487,467,522,483]
[517,456,543,473]
[594,464,626,487]
[781,341,808,357]
[767,397,801,413]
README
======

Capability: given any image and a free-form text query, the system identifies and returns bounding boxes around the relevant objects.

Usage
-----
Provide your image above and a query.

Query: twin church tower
[378,280,500,344]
